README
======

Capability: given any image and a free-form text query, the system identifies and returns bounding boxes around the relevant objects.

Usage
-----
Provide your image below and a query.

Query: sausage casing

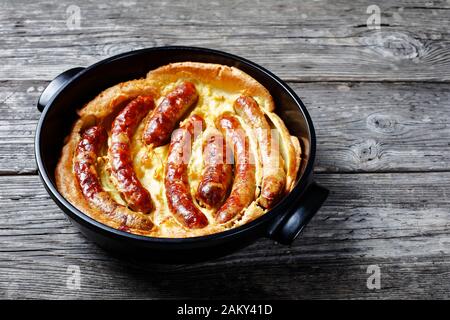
[109,96,154,213]
[215,113,256,223]
[234,96,286,209]
[143,82,198,147]
[196,131,233,208]
[74,126,153,231]
[165,114,209,228]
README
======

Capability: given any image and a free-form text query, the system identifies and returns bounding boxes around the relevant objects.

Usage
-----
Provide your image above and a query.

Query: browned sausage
[143,82,198,147]
[215,113,256,223]
[165,114,209,229]
[109,96,154,213]
[74,126,153,231]
[234,96,286,209]
[196,131,233,208]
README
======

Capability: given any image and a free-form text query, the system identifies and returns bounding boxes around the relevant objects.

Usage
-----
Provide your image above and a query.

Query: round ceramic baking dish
[35,46,328,262]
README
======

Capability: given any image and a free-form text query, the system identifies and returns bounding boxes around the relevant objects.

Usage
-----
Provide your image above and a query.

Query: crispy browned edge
[55,79,158,234]
[146,62,275,111]
[55,62,302,236]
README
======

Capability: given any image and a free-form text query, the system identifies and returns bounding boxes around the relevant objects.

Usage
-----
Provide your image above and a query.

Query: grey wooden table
[0,0,449,299]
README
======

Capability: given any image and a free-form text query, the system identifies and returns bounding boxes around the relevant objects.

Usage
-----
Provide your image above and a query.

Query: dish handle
[37,67,85,112]
[267,182,329,245]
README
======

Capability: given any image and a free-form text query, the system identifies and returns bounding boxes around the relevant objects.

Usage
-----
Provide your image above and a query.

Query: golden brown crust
[290,135,302,189]
[79,79,158,118]
[55,62,301,238]
[55,80,158,235]
[146,62,275,112]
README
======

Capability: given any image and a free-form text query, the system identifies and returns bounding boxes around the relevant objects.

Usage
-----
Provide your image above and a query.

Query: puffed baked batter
[56,62,301,238]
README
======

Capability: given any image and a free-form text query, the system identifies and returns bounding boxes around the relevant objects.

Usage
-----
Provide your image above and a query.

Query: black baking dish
[35,46,329,262]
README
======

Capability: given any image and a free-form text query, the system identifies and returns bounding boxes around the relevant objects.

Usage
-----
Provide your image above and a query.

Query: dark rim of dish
[35,46,317,243]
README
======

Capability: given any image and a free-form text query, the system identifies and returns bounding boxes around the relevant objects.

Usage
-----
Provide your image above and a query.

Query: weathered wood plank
[0,0,449,81]
[1,80,449,174]
[0,173,449,299]
[302,82,450,172]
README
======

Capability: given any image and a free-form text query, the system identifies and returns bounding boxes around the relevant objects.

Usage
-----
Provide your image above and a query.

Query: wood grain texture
[1,0,449,300]
[0,0,449,81]
[0,174,448,299]
[1,80,449,174]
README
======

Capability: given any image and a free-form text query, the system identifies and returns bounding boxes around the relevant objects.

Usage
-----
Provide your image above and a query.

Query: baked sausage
[165,114,209,228]
[74,126,153,231]
[143,82,199,147]
[234,96,286,208]
[109,96,154,213]
[196,131,233,208]
[215,113,256,223]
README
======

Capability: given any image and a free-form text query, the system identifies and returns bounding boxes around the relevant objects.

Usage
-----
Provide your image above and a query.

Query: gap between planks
[3,169,450,177]
[2,78,450,84]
